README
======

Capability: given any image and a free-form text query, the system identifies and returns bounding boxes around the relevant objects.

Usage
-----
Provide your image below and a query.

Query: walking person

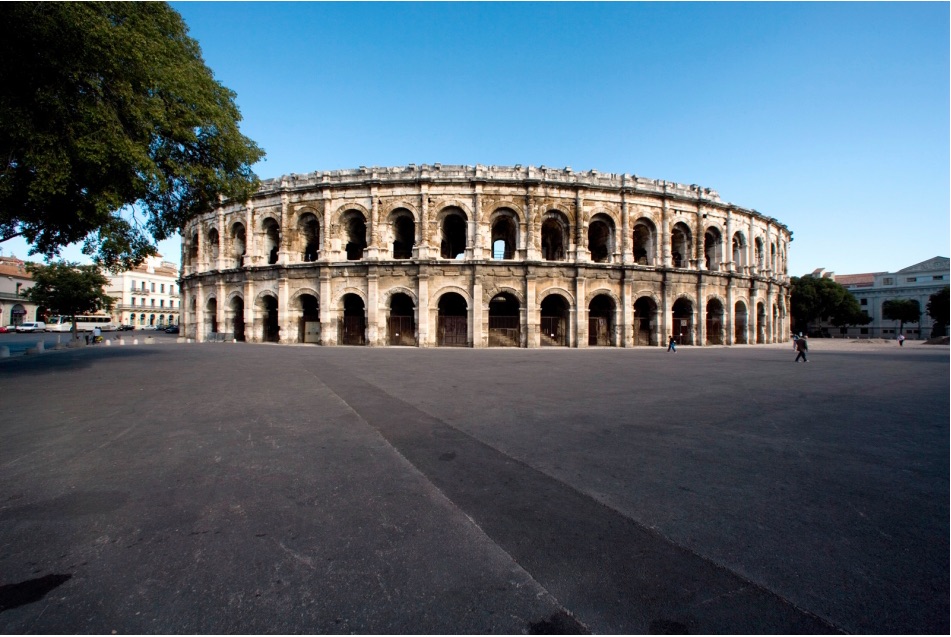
[667,334,677,352]
[898,334,905,347]
[794,334,808,362]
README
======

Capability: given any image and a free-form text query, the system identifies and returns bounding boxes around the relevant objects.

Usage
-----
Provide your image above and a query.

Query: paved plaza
[0,340,947,634]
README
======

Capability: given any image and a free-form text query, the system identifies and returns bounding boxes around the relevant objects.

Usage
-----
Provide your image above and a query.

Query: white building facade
[815,256,949,339]
[105,256,181,328]
[0,256,40,326]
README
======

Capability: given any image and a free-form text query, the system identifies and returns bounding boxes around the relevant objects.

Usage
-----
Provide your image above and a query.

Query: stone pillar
[244,279,256,342]
[574,192,588,263]
[217,209,226,271]
[417,272,430,347]
[278,276,291,343]
[471,272,483,348]
[366,187,380,260]
[620,269,633,347]
[661,276,671,346]
[471,189,484,260]
[575,272,587,347]
[697,279,706,346]
[367,268,379,346]
[661,195,671,268]
[278,191,291,266]
[217,280,226,338]
[195,281,205,342]
[418,186,430,260]
[525,271,538,348]
[725,208,734,272]
[319,271,334,345]
[620,189,632,265]
[726,284,735,346]
[321,195,332,261]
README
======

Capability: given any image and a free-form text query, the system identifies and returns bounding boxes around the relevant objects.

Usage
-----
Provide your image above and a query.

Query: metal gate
[488,316,520,347]
[387,316,416,346]
[633,317,653,346]
[541,317,567,347]
[589,317,611,346]
[735,319,748,344]
[437,316,467,347]
[706,317,723,345]
[340,316,365,345]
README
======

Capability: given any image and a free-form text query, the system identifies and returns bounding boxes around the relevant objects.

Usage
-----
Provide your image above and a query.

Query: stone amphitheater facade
[180,165,791,347]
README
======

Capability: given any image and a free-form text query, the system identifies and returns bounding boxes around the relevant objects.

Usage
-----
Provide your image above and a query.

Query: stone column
[575,271,587,347]
[319,271,334,345]
[471,189,484,259]
[321,194,332,261]
[726,284,735,346]
[216,209,226,271]
[725,208,734,272]
[194,281,205,342]
[217,280,226,337]
[417,272,430,347]
[471,272,483,348]
[574,191,587,263]
[620,269,633,347]
[244,279,256,342]
[620,188,632,265]
[525,270,537,348]
[696,279,706,346]
[418,186,430,260]
[366,187,380,260]
[661,195,671,268]
[367,268,379,346]
[661,276,670,346]
[278,276,291,343]
[278,191,291,266]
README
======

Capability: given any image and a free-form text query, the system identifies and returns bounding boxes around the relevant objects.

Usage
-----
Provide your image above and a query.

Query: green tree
[790,276,870,335]
[21,262,114,340]
[882,299,921,336]
[0,2,264,270]
[925,286,949,337]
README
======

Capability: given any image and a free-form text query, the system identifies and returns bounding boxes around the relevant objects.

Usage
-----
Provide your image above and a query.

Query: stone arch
[704,225,724,271]
[539,291,571,347]
[732,231,747,269]
[385,207,416,259]
[483,285,525,307]
[670,221,693,268]
[705,296,726,345]
[334,287,368,307]
[256,212,281,232]
[584,287,622,308]
[633,294,660,346]
[541,210,571,261]
[290,287,321,303]
[296,210,321,262]
[435,206,468,259]
[537,286,576,307]
[488,290,522,347]
[734,299,749,344]
[490,208,520,260]
[587,292,617,346]
[381,200,421,222]
[254,289,279,305]
[432,200,473,223]
[332,202,371,226]
[431,285,473,309]
[380,286,419,308]
[261,216,281,265]
[631,217,657,265]
[488,202,525,224]
[587,213,616,263]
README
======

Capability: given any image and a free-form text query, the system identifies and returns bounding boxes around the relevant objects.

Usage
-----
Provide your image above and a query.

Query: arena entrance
[734,301,748,344]
[230,296,245,342]
[706,299,725,345]
[340,294,366,345]
[298,294,320,344]
[437,293,468,347]
[588,294,616,346]
[672,298,694,345]
[540,294,569,347]
[387,293,416,346]
[488,293,520,347]
[261,296,279,343]
[633,296,657,346]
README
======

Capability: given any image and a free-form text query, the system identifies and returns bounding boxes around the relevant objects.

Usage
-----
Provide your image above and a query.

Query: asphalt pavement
[0,339,947,633]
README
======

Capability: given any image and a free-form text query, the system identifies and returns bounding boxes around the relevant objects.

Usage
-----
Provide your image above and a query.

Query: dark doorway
[387,293,416,346]
[441,214,467,259]
[392,214,415,259]
[299,294,320,343]
[633,296,657,346]
[540,295,569,347]
[672,298,693,345]
[488,293,520,347]
[588,295,615,346]
[262,296,279,343]
[345,214,367,261]
[706,299,724,345]
[437,293,468,346]
[231,297,245,342]
[734,301,748,344]
[340,294,365,345]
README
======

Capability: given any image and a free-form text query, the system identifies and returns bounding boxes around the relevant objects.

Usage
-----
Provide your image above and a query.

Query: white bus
[45,315,118,332]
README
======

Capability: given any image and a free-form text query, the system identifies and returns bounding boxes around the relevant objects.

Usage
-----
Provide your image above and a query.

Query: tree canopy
[0,2,264,270]
[925,286,949,336]
[21,262,114,337]
[790,276,870,333]
[881,299,921,335]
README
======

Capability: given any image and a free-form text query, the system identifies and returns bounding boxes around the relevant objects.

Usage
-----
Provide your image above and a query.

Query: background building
[811,256,949,339]
[105,256,181,329]
[0,256,40,327]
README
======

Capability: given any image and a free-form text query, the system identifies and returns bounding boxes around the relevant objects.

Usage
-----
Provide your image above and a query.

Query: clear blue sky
[3,2,948,277]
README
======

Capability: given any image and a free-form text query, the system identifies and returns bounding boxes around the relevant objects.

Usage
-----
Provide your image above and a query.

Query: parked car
[140,325,156,331]
[164,325,180,334]
[0,326,10,333]
[117,324,135,331]
[16,322,46,333]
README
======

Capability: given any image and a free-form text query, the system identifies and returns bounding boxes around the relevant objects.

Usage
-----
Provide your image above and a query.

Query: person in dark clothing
[667,335,677,352]
[794,335,808,362]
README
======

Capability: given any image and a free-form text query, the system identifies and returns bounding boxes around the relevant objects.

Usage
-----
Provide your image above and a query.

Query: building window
[161,284,165,293]
[160,299,164,308]
[907,277,917,282]
[934,275,944,281]
[883,277,894,285]
[860,298,867,305]
[131,298,135,306]
[170,285,175,295]
[860,328,869,334]
[151,282,155,292]
[151,299,155,307]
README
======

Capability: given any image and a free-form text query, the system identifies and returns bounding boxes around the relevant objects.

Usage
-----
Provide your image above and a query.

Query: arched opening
[770,243,777,272]
[299,294,320,343]
[772,303,780,342]
[263,218,280,265]
[541,212,568,261]
[732,232,746,269]
[343,211,367,261]
[149,313,156,327]
[230,296,245,342]
[706,299,725,345]
[189,232,199,265]
[207,229,220,264]
[633,296,658,346]
[704,227,722,271]
[387,293,416,346]
[671,223,692,268]
[588,294,616,346]
[232,223,247,268]
[588,214,614,263]
[491,212,518,260]
[540,294,570,347]
[261,295,279,342]
[672,298,694,345]
[205,298,218,336]
[9,303,25,327]
[299,213,320,262]
[440,211,467,259]
[488,292,520,347]
[437,292,468,347]
[734,301,748,344]
[340,294,366,345]
[754,238,765,270]
[632,219,656,265]
[756,302,766,344]
[391,212,415,259]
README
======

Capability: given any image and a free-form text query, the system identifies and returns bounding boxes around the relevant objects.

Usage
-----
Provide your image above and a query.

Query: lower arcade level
[181,263,789,348]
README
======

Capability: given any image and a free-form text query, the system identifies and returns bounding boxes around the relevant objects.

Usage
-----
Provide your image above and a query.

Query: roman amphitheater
[180,165,791,348]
